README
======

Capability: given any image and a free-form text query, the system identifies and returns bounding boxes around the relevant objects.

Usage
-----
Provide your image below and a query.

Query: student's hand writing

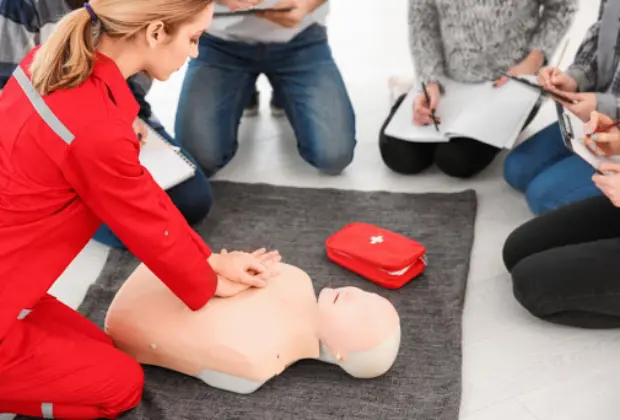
[537,66,578,92]
[412,82,441,126]
[495,50,545,88]
[133,118,147,146]
[208,250,269,288]
[593,162,620,207]
[584,111,620,156]
[559,92,597,122]
[256,0,315,28]
[216,0,262,11]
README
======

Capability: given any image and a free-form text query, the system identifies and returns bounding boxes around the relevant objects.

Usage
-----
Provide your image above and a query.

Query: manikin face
[142,3,214,81]
[317,287,400,361]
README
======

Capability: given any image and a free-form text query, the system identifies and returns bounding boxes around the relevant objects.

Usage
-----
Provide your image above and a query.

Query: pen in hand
[421,82,440,132]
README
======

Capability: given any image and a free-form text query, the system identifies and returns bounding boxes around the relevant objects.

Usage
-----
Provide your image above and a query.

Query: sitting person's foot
[243,90,260,117]
[270,92,285,117]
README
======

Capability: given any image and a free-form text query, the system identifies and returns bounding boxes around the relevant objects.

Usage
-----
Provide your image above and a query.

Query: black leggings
[503,195,620,329]
[379,94,539,178]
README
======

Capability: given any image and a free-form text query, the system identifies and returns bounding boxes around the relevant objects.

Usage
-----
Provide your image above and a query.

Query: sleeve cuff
[566,66,593,92]
[595,93,620,121]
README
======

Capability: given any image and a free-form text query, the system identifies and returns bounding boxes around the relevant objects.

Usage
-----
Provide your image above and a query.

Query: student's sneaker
[243,90,260,117]
[270,94,285,117]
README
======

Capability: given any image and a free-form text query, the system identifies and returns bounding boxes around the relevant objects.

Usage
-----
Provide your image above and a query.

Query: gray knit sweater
[408,0,578,84]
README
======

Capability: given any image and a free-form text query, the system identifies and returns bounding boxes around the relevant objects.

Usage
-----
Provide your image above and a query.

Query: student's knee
[524,177,562,215]
[510,255,554,321]
[434,147,480,179]
[100,353,145,417]
[379,134,434,174]
[309,138,356,175]
[503,149,531,192]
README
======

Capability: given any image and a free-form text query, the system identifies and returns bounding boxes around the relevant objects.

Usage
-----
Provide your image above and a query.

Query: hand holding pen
[413,82,441,130]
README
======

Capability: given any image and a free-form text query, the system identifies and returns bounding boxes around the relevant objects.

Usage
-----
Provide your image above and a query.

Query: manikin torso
[106,264,324,393]
[105,262,401,394]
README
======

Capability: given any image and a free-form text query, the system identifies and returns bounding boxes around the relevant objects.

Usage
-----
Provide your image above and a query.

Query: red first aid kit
[325,222,427,289]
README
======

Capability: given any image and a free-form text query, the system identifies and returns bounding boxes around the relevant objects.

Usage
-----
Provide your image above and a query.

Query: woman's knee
[434,142,497,179]
[100,353,145,417]
[503,148,531,192]
[379,134,434,174]
[524,176,565,215]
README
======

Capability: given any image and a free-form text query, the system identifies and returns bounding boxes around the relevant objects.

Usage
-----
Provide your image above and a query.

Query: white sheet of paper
[138,124,196,190]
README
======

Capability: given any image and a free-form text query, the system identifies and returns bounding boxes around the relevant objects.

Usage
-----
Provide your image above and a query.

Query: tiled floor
[4,1,618,419]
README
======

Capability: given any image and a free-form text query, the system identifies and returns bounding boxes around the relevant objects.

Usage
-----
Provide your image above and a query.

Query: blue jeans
[92,119,213,249]
[504,122,602,215]
[174,24,356,176]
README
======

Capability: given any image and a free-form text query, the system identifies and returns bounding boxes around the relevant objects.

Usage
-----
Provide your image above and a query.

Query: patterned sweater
[408,0,578,84]
[566,0,620,119]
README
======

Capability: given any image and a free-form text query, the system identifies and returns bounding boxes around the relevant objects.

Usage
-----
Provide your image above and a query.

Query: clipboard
[505,74,577,104]
[555,102,610,172]
[214,7,293,17]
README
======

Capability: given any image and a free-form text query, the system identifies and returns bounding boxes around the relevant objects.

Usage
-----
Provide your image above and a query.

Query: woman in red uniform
[0,1,276,418]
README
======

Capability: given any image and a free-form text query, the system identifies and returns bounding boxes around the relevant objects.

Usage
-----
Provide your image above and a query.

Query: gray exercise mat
[19,181,477,420]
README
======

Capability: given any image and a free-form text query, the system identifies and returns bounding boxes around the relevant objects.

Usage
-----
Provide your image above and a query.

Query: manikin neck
[317,341,339,365]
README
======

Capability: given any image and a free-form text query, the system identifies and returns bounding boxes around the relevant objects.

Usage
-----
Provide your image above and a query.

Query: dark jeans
[504,122,602,215]
[503,195,620,329]
[379,94,539,179]
[174,24,356,176]
[92,119,213,249]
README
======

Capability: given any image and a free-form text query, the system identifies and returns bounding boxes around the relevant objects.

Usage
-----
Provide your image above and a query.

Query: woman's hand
[560,92,598,122]
[495,49,545,88]
[412,82,441,126]
[215,275,251,297]
[537,66,578,93]
[216,0,262,10]
[584,111,620,156]
[214,248,281,298]
[208,250,269,288]
[593,162,620,207]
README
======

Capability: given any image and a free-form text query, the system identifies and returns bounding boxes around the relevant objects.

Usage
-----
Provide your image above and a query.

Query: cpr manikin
[104,262,401,394]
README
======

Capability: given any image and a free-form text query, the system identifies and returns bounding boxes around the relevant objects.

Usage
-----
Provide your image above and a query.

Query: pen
[591,120,620,135]
[421,82,440,132]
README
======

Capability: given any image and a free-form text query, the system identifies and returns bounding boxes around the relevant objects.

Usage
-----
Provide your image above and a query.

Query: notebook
[384,75,541,149]
[139,123,196,190]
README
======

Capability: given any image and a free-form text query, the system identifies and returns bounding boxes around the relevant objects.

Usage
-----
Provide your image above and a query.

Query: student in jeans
[379,0,576,179]
[0,0,213,249]
[503,111,620,328]
[174,0,356,176]
[504,0,620,215]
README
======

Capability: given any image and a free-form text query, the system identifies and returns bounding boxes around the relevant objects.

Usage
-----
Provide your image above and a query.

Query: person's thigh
[434,137,500,178]
[503,195,620,271]
[524,154,601,215]
[503,122,570,192]
[510,237,620,328]
[175,34,259,176]
[265,25,356,175]
[0,299,144,419]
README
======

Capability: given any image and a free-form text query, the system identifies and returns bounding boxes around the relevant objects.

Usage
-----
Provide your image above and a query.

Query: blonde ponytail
[29,0,212,96]
[30,8,103,96]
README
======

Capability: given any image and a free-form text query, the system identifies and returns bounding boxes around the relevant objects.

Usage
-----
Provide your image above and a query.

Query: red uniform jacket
[0,48,218,340]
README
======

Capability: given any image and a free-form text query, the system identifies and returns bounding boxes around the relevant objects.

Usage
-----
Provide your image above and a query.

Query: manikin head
[29,0,214,96]
[317,287,401,379]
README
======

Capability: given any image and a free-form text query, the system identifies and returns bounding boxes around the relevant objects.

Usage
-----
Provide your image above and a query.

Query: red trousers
[0,295,144,419]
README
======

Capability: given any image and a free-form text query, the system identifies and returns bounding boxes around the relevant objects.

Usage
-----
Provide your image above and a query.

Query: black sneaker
[243,89,260,117]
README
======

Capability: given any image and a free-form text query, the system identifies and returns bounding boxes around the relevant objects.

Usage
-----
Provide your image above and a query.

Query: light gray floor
[3,1,617,419]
